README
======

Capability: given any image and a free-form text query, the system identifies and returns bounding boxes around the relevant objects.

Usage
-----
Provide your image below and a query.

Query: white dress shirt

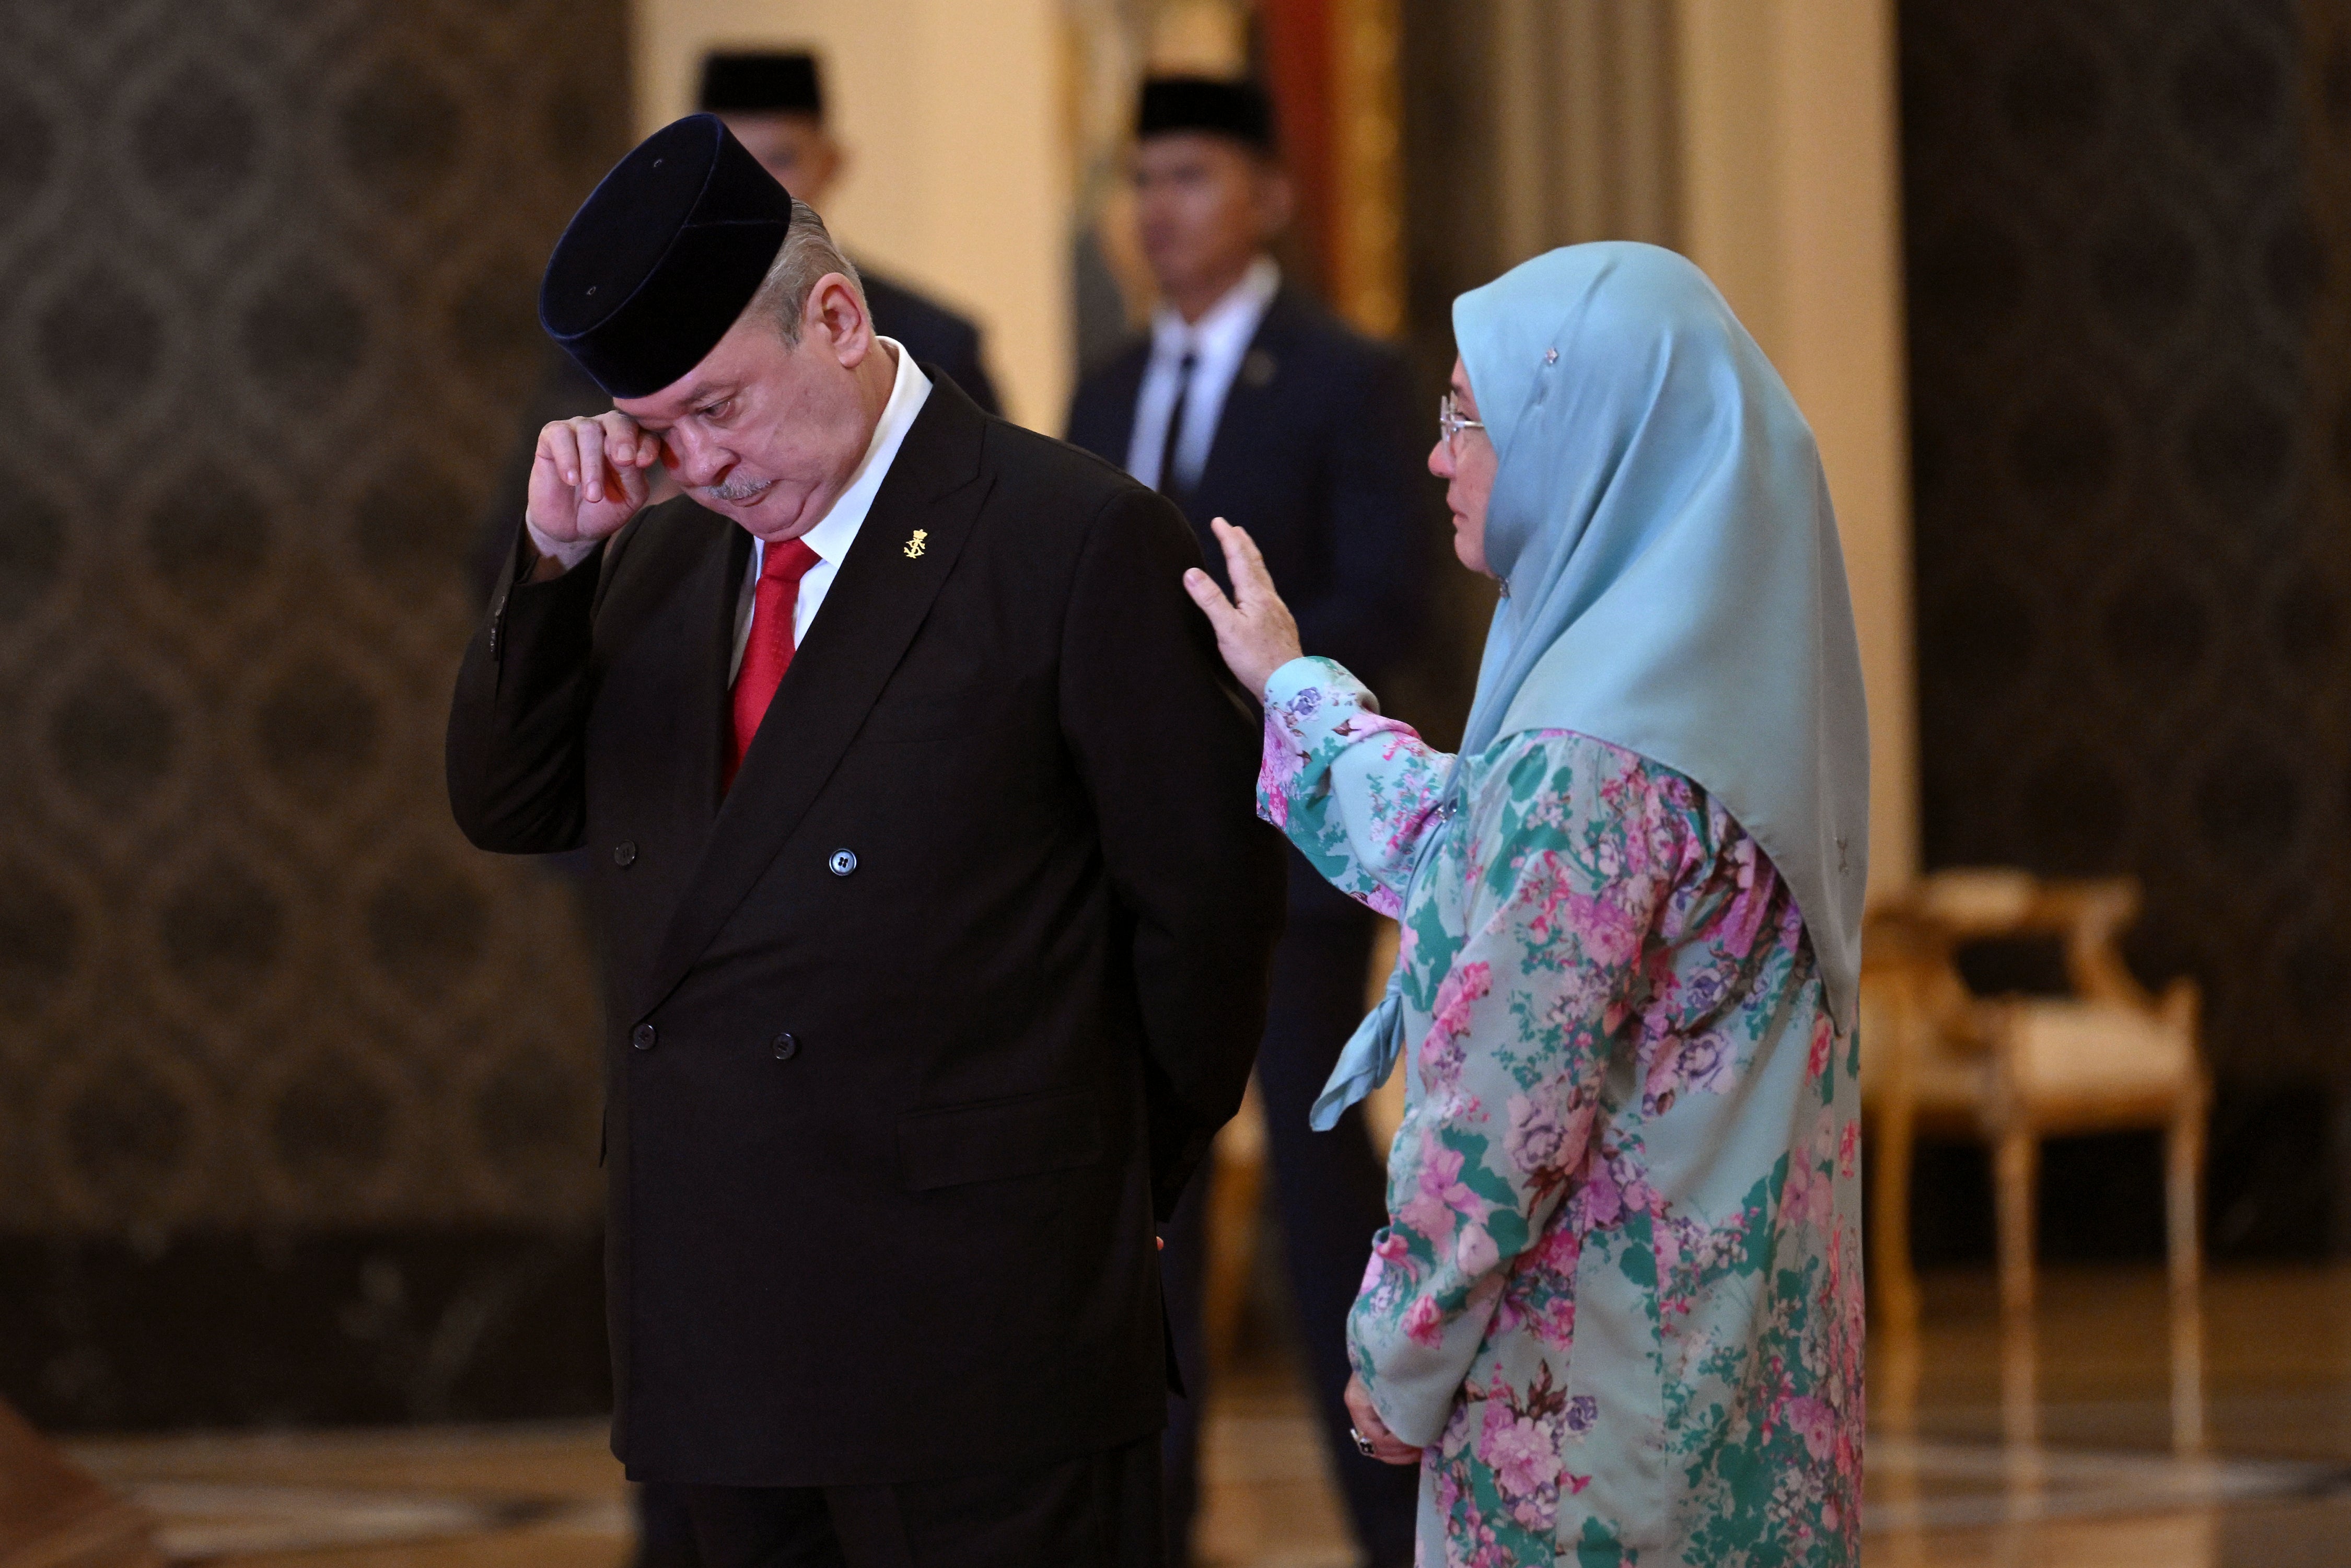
[728,339,933,681]
[1123,257,1280,493]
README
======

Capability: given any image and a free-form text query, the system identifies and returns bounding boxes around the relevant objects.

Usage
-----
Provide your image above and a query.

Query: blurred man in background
[473,49,999,605]
[1065,74,1429,1568]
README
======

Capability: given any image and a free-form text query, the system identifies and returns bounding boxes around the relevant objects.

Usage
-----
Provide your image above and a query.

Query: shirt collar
[800,336,932,564]
[1150,255,1281,362]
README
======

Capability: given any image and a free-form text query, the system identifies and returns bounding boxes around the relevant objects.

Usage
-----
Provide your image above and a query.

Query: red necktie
[727,538,822,789]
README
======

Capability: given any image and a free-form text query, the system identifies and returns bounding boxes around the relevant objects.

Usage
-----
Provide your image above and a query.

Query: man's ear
[806,272,873,368]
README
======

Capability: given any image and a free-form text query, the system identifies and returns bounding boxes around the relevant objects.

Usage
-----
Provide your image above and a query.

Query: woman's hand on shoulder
[1182,518,1305,702]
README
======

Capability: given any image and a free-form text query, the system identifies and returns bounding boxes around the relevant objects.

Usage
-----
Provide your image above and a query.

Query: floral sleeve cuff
[1258,656,1380,835]
[1263,656,1377,751]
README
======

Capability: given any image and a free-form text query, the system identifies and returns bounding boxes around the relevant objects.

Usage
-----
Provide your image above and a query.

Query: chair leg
[1869,1099,1923,1435]
[1993,1129,2040,1447]
[2165,1100,2204,1301]
[2166,1099,2207,1453]
[1994,1129,2038,1321]
[1871,1108,1921,1320]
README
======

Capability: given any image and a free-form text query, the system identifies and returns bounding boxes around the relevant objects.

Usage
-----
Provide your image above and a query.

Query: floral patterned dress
[1260,659,1863,1567]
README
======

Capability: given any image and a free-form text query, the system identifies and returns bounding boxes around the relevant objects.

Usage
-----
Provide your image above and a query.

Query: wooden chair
[1860,870,2207,1447]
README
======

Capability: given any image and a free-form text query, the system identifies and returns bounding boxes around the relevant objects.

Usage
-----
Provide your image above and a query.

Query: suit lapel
[631,381,992,1022]
[689,515,753,821]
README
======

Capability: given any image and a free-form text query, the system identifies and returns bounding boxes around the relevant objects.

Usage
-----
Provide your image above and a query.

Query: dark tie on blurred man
[448,114,1283,1567]
[470,49,1001,608]
[1064,76,1430,1568]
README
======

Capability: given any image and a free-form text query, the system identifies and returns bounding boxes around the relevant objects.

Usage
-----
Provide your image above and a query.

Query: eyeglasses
[1438,392,1485,448]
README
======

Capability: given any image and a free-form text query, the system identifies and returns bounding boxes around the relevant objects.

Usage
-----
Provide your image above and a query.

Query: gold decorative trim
[1331,0,1404,338]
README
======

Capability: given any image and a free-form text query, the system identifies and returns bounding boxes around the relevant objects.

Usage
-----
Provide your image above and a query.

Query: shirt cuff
[1263,656,1379,749]
[523,518,602,575]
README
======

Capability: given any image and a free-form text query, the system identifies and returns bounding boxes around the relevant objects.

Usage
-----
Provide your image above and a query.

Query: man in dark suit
[1065,77,1429,1568]
[448,113,1283,1566]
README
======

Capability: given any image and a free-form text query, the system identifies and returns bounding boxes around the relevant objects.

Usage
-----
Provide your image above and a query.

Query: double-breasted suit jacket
[446,375,1286,1487]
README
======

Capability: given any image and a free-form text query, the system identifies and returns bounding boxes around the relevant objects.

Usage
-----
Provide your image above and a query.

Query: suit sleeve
[468,351,613,611]
[1288,346,1436,684]
[1060,486,1289,1218]
[445,530,602,855]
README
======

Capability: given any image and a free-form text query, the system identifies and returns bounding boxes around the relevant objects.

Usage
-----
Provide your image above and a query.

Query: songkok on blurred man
[447,113,1283,1567]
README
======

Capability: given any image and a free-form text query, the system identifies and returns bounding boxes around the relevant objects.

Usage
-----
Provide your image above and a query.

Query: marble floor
[57,1265,2351,1567]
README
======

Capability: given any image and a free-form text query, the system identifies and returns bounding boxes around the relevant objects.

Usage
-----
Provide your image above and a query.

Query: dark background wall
[0,0,631,1427]
[1901,0,2351,1260]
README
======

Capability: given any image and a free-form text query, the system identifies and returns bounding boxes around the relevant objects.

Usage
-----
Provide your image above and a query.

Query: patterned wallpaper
[1901,0,2351,1250]
[0,0,630,1238]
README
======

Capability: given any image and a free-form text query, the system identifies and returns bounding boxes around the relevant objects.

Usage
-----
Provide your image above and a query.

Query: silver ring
[1350,1425,1377,1457]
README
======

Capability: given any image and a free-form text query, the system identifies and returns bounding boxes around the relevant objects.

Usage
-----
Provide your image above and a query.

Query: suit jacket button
[614,842,637,866]
[772,1032,799,1061]
[632,1023,657,1051]
[828,849,857,876]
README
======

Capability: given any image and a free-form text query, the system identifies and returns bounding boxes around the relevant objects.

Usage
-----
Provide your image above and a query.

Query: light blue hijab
[1311,242,1868,1131]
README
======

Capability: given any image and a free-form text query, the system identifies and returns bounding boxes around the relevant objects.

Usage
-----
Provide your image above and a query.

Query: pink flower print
[1430,960,1492,1041]
[1505,1091,1568,1176]
[1361,1228,1410,1294]
[1439,1398,1477,1458]
[1404,1294,1445,1346]
[1840,1119,1860,1179]
[1604,1147,1658,1219]
[1807,1011,1834,1083]
[1780,1154,1830,1234]
[1783,1395,1837,1462]
[1683,1030,1735,1095]
[1719,834,1780,958]
[1539,1294,1577,1346]
[1399,1141,1474,1245]
[1574,1152,1622,1230]
[1559,888,1647,974]
[1255,739,1299,829]
[1456,1221,1498,1279]
[1480,1407,1561,1523]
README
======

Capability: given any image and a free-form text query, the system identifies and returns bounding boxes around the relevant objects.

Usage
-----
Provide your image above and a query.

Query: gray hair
[750,200,865,344]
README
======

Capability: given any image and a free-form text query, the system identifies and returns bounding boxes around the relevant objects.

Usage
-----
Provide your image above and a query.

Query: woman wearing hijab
[1183,243,1869,1565]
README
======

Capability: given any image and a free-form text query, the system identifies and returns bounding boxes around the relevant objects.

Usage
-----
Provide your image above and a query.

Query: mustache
[704,473,774,503]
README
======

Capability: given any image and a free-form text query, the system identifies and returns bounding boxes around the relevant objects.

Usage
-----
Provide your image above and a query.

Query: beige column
[631,0,1073,431]
[1676,0,1919,894]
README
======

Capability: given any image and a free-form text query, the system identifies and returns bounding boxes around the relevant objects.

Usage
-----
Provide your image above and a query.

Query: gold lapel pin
[904,529,928,559]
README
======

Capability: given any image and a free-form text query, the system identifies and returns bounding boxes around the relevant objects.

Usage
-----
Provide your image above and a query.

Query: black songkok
[539,114,796,398]
[699,51,824,117]
[1136,75,1276,152]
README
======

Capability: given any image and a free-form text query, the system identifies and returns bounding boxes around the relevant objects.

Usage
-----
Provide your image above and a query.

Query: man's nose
[667,430,723,486]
